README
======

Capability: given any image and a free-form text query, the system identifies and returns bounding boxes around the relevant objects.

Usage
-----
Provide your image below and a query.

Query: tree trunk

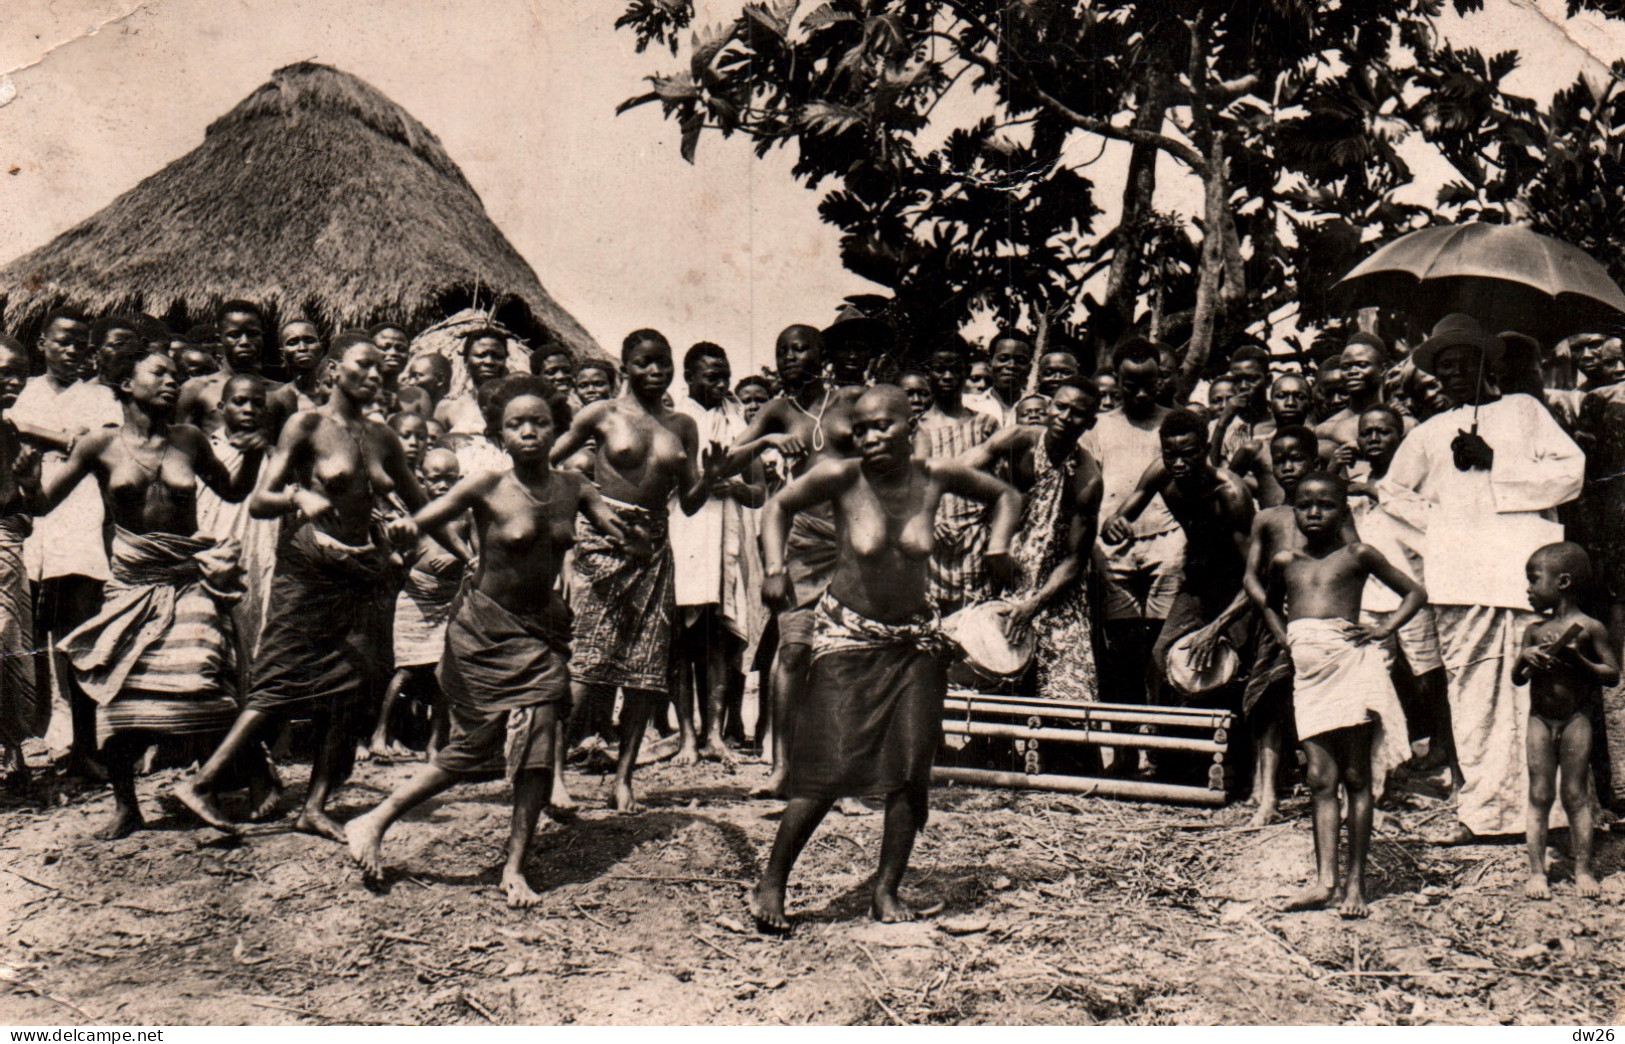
[1181,135,1229,401]
[1102,64,1168,340]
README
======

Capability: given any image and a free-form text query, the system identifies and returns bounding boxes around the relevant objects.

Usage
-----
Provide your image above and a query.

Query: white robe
[10,377,117,583]
[1377,394,1583,835]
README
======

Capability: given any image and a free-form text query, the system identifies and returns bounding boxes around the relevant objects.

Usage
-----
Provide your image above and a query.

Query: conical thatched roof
[0,62,598,357]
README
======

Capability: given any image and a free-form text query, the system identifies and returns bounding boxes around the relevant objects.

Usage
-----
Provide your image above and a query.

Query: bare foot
[93,805,145,841]
[1283,882,1337,911]
[355,744,374,764]
[747,882,789,932]
[502,868,545,908]
[388,741,415,760]
[249,784,285,824]
[836,797,872,817]
[611,780,643,814]
[1338,883,1369,919]
[1575,871,1601,899]
[550,778,579,812]
[1524,873,1551,900]
[672,741,699,768]
[295,810,348,844]
[172,780,240,835]
[1248,802,1280,828]
[1441,822,1477,846]
[699,739,737,768]
[345,811,387,882]
[871,890,916,923]
[748,770,788,800]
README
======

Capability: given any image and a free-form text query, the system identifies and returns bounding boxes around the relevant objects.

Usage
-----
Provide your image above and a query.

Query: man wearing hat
[1380,314,1585,843]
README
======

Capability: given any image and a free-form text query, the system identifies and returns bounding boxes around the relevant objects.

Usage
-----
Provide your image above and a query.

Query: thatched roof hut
[0,62,598,358]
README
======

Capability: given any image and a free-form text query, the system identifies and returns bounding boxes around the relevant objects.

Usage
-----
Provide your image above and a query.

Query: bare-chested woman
[175,334,424,840]
[748,386,1021,930]
[726,325,867,798]
[348,376,628,906]
[549,329,720,812]
[22,350,267,839]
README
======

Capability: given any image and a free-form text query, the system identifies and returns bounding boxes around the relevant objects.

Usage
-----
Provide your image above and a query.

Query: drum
[943,600,1035,682]
[1164,630,1240,697]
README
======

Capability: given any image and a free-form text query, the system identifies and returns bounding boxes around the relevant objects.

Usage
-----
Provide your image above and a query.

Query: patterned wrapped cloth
[1007,443,1098,701]
[58,527,242,745]
[780,501,839,647]
[0,514,42,760]
[787,593,953,801]
[1286,617,1411,801]
[434,587,572,779]
[917,412,999,614]
[393,540,464,669]
[197,435,279,667]
[244,521,389,715]
[570,497,674,693]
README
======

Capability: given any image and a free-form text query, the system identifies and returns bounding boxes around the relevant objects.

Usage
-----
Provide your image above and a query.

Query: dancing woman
[176,334,424,840]
[348,377,629,906]
[748,386,1020,929]
[22,350,266,839]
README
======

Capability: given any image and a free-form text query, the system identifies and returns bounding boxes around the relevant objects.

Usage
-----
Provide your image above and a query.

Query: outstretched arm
[760,460,851,608]
[957,425,1030,474]
[938,460,1023,585]
[549,401,606,466]
[1101,460,1169,543]
[30,431,108,515]
[191,427,267,504]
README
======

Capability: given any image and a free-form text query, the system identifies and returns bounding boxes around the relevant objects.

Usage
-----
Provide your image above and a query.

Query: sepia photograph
[2,0,1625,1029]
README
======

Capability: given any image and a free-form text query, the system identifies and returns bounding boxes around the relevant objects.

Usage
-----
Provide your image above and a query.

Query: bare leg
[175,707,276,834]
[245,744,286,822]
[700,628,739,765]
[426,677,449,759]
[1339,726,1374,918]
[94,736,146,841]
[1250,710,1283,827]
[1285,736,1340,911]
[365,669,412,760]
[1558,713,1599,898]
[345,762,458,881]
[503,767,553,907]
[748,795,834,930]
[751,644,808,798]
[295,711,350,843]
[612,687,657,812]
[1525,715,1557,900]
[673,648,700,767]
[872,781,928,922]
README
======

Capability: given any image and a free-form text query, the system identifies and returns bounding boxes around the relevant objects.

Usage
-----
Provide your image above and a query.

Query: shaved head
[777,324,823,352]
[855,383,911,421]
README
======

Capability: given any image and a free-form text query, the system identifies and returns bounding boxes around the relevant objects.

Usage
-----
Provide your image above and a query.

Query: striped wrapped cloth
[0,513,43,755]
[393,540,465,669]
[57,527,241,745]
[570,496,674,693]
[916,412,999,614]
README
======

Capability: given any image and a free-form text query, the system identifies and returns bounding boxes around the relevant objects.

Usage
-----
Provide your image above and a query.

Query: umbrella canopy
[1332,222,1625,344]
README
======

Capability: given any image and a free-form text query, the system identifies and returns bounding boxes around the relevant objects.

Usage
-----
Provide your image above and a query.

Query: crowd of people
[0,299,1620,926]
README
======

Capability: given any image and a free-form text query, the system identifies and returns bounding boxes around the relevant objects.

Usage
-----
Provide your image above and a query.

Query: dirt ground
[3,733,1624,1026]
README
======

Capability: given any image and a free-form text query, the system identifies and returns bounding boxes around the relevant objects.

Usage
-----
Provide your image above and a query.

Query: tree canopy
[617,0,1625,385]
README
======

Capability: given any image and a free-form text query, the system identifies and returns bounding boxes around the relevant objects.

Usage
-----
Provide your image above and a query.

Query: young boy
[1265,472,1425,918]
[1514,542,1619,900]
[1238,426,1322,825]
[388,411,431,475]
[1015,393,1051,426]
[1348,406,1460,790]
[366,448,469,760]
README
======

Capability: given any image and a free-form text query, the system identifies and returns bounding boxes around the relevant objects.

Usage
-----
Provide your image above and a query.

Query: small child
[1514,542,1619,900]
[388,411,431,475]
[1265,472,1426,918]
[1015,394,1051,427]
[899,371,934,422]
[176,344,220,381]
[367,448,470,759]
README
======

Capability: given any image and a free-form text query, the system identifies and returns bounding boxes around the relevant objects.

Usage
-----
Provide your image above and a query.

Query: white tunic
[1377,394,1583,610]
[10,377,118,582]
